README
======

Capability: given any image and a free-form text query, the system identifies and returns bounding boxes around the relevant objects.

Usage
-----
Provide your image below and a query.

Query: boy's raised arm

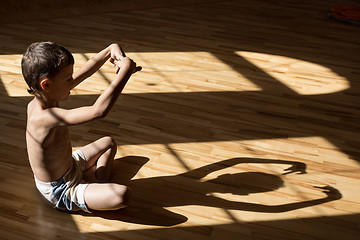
[91,57,139,117]
[46,53,140,127]
[71,43,125,89]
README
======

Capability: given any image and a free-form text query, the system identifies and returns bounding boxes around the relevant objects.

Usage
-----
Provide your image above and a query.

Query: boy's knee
[111,185,132,209]
[103,136,117,151]
[102,135,116,145]
[121,186,132,207]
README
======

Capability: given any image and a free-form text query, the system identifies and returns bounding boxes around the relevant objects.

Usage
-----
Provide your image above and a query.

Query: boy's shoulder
[27,98,43,117]
[27,98,58,127]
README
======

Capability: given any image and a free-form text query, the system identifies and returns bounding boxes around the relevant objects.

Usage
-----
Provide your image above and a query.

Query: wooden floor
[1,0,360,239]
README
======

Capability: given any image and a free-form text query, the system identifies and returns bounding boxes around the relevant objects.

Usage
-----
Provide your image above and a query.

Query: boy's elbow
[95,111,108,120]
[93,106,109,119]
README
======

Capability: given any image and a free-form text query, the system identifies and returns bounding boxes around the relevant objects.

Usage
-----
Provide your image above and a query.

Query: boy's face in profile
[45,64,74,101]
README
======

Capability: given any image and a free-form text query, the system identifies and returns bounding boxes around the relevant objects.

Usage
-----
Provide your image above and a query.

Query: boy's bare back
[26,97,73,182]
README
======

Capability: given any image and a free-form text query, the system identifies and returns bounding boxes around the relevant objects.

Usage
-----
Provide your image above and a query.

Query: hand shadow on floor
[84,157,342,226]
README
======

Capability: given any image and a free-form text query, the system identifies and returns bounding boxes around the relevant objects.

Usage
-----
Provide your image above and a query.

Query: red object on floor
[330,5,360,21]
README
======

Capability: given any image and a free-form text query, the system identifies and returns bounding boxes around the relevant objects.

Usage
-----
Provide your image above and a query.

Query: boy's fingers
[112,59,122,67]
[109,58,117,67]
[113,47,126,60]
[120,47,126,58]
[116,53,125,61]
[112,57,141,74]
[111,59,120,74]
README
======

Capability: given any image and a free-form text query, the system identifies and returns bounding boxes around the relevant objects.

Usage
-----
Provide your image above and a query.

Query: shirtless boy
[22,42,141,212]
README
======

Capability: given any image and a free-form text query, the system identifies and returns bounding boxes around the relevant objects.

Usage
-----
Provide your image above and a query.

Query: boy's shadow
[87,156,341,226]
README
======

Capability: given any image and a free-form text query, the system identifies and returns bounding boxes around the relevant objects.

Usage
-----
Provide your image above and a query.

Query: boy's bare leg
[84,183,131,210]
[80,136,117,182]
[79,136,132,210]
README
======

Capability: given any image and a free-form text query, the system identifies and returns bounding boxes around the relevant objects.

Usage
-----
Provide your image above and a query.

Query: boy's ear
[40,78,50,92]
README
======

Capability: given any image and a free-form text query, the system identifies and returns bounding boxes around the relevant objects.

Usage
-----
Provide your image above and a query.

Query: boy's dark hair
[21,41,74,94]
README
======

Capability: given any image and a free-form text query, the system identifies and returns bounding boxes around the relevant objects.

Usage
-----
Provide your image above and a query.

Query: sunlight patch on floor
[0,51,349,97]
[0,51,262,97]
[235,51,350,95]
